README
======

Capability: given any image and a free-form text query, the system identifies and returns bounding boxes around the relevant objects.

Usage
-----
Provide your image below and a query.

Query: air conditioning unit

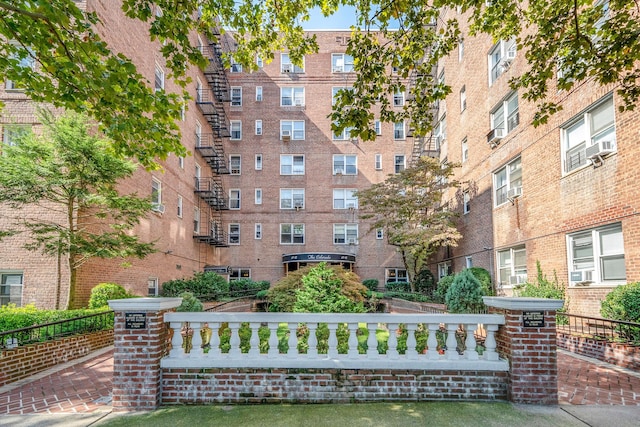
[332,66,343,73]
[509,275,526,286]
[282,130,291,142]
[347,238,356,245]
[294,99,303,106]
[282,64,292,73]
[487,128,505,146]
[507,186,523,200]
[152,204,165,214]
[570,270,594,283]
[585,140,615,159]
[346,203,356,209]
[506,48,516,60]
[335,169,344,175]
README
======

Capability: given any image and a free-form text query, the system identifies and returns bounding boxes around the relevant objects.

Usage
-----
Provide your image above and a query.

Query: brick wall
[0,329,113,387]
[557,333,640,371]
[161,368,508,404]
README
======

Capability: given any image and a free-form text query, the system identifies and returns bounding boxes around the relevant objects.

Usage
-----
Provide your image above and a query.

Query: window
[280,188,305,209]
[5,44,35,91]
[461,138,468,163]
[255,154,263,170]
[562,96,615,173]
[333,155,357,175]
[280,224,305,244]
[375,120,382,136]
[332,53,354,72]
[230,268,251,281]
[394,122,405,140]
[489,38,516,85]
[230,121,242,140]
[195,163,201,181]
[465,256,473,268]
[376,228,384,239]
[333,189,357,209]
[375,154,382,170]
[463,190,470,214]
[195,121,202,147]
[154,64,164,92]
[255,188,262,205]
[460,85,467,112]
[434,117,447,148]
[256,86,263,101]
[177,195,183,218]
[178,155,184,169]
[568,223,625,285]
[386,268,408,284]
[498,246,527,287]
[491,92,519,135]
[255,224,262,239]
[147,278,158,297]
[193,207,200,233]
[229,224,240,244]
[281,87,305,106]
[229,189,241,209]
[281,53,304,73]
[256,55,264,68]
[195,78,203,102]
[229,155,241,174]
[280,155,305,175]
[437,262,451,279]
[151,178,162,211]
[230,58,242,73]
[2,125,29,146]
[255,120,263,135]
[1,272,23,306]
[333,125,355,141]
[231,87,242,106]
[393,90,405,107]
[494,157,522,206]
[280,120,305,140]
[458,40,464,62]
[333,224,358,244]
[394,155,405,173]
[332,86,352,105]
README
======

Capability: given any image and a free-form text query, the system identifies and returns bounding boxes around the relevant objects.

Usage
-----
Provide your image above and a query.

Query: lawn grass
[97,402,582,427]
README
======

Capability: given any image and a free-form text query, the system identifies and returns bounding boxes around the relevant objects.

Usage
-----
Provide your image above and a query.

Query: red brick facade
[557,333,640,372]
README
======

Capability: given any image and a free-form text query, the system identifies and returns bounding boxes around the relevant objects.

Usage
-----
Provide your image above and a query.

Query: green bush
[0,304,113,334]
[176,292,203,312]
[445,269,486,313]
[385,282,411,292]
[514,262,566,301]
[382,292,431,302]
[88,282,134,309]
[434,275,455,304]
[600,282,640,323]
[468,267,494,296]
[293,263,366,313]
[362,278,379,291]
[161,271,229,300]
[414,270,436,295]
[229,279,270,297]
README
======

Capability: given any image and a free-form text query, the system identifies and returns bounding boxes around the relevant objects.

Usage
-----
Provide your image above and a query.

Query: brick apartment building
[1,3,638,315]
[425,7,640,315]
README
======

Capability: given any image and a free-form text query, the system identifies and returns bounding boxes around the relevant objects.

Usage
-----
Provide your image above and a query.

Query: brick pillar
[108,297,182,411]
[483,297,564,405]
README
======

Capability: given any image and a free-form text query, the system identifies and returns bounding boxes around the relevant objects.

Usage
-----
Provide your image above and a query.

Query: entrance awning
[282,252,356,264]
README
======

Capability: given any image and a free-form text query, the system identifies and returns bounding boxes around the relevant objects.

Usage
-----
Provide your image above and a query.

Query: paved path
[0,347,639,416]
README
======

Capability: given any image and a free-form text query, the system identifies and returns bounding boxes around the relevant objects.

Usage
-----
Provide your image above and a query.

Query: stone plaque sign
[522,311,545,328]
[125,312,147,329]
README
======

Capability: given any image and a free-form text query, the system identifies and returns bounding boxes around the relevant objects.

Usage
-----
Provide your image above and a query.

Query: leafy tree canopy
[1,1,637,163]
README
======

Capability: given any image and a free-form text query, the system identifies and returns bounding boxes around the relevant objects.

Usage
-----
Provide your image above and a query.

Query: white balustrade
[161,312,508,371]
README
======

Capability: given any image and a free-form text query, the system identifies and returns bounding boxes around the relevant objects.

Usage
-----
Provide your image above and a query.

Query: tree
[356,156,461,289]
[0,111,155,308]
[445,269,486,314]
[293,263,367,313]
[2,1,637,161]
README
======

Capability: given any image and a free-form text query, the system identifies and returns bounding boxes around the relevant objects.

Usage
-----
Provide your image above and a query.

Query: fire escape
[193,31,232,247]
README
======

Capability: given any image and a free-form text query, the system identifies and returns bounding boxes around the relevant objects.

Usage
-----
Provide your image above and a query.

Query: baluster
[307,323,318,358]
[268,322,279,358]
[405,323,418,359]
[327,323,339,358]
[367,322,378,358]
[287,323,298,356]
[446,323,459,360]
[347,322,359,357]
[427,323,440,360]
[209,322,221,356]
[190,322,203,357]
[248,322,260,357]
[387,323,399,358]
[169,321,183,357]
[229,322,241,356]
[484,324,499,361]
[464,324,478,360]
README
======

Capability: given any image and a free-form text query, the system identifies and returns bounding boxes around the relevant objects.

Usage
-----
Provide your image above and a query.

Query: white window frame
[332,86,353,105]
[230,120,242,140]
[230,86,242,106]
[255,154,263,170]
[394,122,405,140]
[376,228,384,240]
[333,155,357,175]
[490,92,519,135]
[230,268,251,281]
[333,224,358,245]
[281,53,304,73]
[333,125,355,141]
[151,178,162,209]
[255,120,263,135]
[497,246,527,288]
[147,278,159,297]
[256,86,263,101]
[394,155,405,174]
[255,188,263,205]
[5,44,35,91]
[177,195,183,218]
[393,90,405,107]
[154,63,165,92]
[280,87,305,107]
[280,223,305,244]
[193,207,200,233]
[567,223,625,286]
[493,157,522,207]
[230,58,242,73]
[280,188,305,210]
[463,190,470,214]
[488,38,516,85]
[458,40,464,62]
[195,78,203,102]
[280,155,305,175]
[331,53,354,73]
[229,155,241,175]
[280,120,305,140]
[375,120,382,136]
[229,224,240,245]
[437,262,451,279]
[465,256,473,268]
[461,137,468,163]
[229,189,241,210]
[255,223,262,239]
[333,189,358,209]
[375,154,382,170]
[0,272,23,306]
[434,117,446,148]
[460,85,467,112]
[195,120,202,147]
[386,268,408,284]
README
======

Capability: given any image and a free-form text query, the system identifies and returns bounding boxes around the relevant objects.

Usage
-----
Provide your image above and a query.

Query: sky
[302,6,358,30]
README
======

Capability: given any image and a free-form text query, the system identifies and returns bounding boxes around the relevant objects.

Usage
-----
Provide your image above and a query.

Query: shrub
[414,270,436,295]
[293,263,366,313]
[514,262,566,301]
[229,279,270,297]
[88,282,134,309]
[176,292,203,312]
[600,282,640,323]
[382,292,431,302]
[468,267,494,296]
[385,282,411,292]
[0,304,112,333]
[161,271,229,300]
[445,269,486,313]
[434,275,455,304]
[362,278,379,291]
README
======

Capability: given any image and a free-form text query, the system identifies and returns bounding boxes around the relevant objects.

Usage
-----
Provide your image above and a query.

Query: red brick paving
[0,347,638,413]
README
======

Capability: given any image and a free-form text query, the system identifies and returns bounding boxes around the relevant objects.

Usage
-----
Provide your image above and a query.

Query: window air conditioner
[294,99,303,106]
[507,186,522,200]
[152,204,165,214]
[346,203,356,209]
[282,130,291,142]
[585,140,614,159]
[508,275,526,286]
[332,66,343,73]
[570,270,594,283]
[335,169,344,175]
[282,64,292,73]
[347,238,356,245]
[506,49,516,60]
[487,128,505,146]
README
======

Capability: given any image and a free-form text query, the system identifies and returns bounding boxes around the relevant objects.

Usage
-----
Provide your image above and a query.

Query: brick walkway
[0,347,638,414]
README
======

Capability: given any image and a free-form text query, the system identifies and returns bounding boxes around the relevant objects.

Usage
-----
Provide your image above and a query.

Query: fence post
[483,297,564,405]
[108,297,181,411]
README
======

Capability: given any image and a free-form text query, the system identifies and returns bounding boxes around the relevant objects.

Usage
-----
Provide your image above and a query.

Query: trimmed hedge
[0,304,112,333]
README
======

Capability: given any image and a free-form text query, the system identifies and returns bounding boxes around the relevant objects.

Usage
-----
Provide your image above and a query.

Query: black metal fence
[557,312,640,345]
[0,311,114,350]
